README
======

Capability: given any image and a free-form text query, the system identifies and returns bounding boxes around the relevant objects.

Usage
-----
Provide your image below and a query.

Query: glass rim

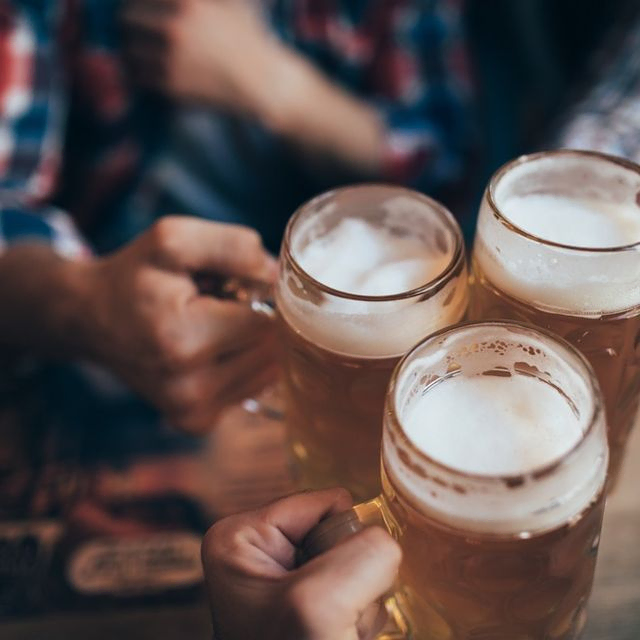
[487,149,640,254]
[282,183,466,302]
[386,320,604,485]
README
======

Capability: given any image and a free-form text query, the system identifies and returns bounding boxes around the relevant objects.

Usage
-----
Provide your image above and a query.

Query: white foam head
[383,322,608,535]
[296,218,452,297]
[277,187,468,358]
[404,375,583,476]
[474,152,640,316]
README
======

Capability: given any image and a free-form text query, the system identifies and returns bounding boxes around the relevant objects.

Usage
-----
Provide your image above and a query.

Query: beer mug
[276,185,468,500]
[303,321,608,640]
[470,150,640,487]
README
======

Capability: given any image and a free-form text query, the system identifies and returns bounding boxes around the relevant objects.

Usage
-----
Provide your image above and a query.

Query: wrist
[0,244,102,360]
[48,255,103,360]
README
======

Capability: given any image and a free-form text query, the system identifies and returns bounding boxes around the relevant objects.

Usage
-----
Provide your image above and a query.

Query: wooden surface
[2,414,640,640]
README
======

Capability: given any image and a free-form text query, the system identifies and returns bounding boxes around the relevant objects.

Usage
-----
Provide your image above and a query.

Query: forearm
[254,45,386,177]
[0,244,96,359]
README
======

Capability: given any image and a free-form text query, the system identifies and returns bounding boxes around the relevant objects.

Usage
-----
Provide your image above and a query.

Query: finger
[291,527,401,633]
[189,297,275,358]
[146,297,274,376]
[217,359,279,408]
[258,489,354,545]
[168,365,277,435]
[145,216,278,281]
[195,337,278,409]
[162,338,277,433]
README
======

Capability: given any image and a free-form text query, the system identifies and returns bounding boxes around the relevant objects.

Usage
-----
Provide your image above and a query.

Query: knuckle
[203,519,232,556]
[149,217,182,257]
[231,226,263,256]
[165,376,202,410]
[202,523,221,561]
[153,325,199,371]
[202,519,242,569]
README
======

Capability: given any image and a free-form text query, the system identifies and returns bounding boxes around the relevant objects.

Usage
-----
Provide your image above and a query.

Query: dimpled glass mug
[275,185,468,500]
[302,321,608,640]
[470,150,640,489]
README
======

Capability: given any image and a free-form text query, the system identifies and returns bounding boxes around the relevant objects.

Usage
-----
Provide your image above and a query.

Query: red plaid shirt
[0,0,473,254]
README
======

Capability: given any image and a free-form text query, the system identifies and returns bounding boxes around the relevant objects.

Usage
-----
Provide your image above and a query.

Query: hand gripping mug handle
[299,498,412,640]
[196,274,282,419]
[217,276,277,320]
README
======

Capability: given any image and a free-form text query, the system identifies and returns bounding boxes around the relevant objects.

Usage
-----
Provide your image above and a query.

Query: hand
[79,216,277,434]
[121,0,284,116]
[202,489,402,640]
[120,0,384,175]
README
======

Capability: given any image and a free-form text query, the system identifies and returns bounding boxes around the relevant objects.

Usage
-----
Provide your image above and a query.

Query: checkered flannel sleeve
[0,2,88,258]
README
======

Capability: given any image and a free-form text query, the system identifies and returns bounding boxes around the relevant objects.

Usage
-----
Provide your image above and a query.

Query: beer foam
[278,217,467,358]
[501,194,640,248]
[404,374,583,476]
[382,323,608,535]
[475,155,640,315]
[297,218,451,296]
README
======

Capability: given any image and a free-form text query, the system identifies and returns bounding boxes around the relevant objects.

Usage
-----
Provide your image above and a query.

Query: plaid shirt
[0,0,472,256]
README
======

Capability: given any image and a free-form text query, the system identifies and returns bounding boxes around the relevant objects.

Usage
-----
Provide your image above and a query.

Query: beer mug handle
[196,274,282,419]
[217,276,277,320]
[300,498,412,640]
[196,274,276,319]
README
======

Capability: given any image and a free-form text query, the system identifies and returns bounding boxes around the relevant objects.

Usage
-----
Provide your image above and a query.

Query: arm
[0,2,94,354]
[122,0,472,188]
[263,1,473,188]
[1,5,278,434]
[249,45,385,177]
[1,216,279,433]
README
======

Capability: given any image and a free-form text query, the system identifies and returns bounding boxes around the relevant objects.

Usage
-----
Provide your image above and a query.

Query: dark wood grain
[2,413,639,640]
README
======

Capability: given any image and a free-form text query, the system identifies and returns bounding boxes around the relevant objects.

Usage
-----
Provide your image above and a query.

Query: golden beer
[304,322,609,639]
[470,151,640,487]
[276,185,468,500]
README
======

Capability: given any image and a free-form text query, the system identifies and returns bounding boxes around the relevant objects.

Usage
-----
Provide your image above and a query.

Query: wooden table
[2,417,640,640]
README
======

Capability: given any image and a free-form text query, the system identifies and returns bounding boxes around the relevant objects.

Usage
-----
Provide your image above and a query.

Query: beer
[471,151,640,487]
[276,186,467,500]
[380,322,607,639]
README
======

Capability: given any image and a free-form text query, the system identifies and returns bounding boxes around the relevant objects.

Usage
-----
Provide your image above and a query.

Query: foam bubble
[404,374,583,475]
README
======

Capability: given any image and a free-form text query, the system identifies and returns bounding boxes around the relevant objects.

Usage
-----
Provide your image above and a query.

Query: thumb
[289,527,401,640]
[144,216,278,280]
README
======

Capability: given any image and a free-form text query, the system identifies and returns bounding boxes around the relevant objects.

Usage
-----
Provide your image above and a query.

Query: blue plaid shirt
[0,0,473,256]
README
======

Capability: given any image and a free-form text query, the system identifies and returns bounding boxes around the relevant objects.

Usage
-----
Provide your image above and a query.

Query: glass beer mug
[275,185,468,500]
[303,321,608,640]
[470,150,640,488]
